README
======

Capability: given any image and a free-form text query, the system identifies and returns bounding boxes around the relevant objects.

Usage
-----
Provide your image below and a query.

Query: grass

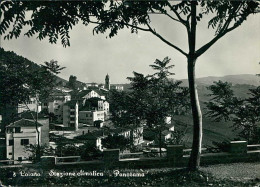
[172,115,239,148]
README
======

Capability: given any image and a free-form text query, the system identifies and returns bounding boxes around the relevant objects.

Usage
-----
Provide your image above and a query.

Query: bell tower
[105,74,110,90]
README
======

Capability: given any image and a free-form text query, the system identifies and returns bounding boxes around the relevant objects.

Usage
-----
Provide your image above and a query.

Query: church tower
[105,74,110,90]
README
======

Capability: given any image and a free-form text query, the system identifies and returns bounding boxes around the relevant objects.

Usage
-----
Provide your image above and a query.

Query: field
[172,115,239,148]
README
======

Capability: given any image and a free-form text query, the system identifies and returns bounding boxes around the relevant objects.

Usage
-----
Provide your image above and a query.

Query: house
[19,112,50,146]
[6,119,43,162]
[79,110,105,127]
[76,130,107,151]
[110,85,124,91]
[18,97,41,114]
[63,100,79,131]
[98,100,109,114]
[79,90,101,101]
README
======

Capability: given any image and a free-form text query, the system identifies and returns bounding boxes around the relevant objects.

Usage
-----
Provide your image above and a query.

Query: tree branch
[146,23,187,57]
[166,1,188,26]
[164,12,182,24]
[196,4,242,57]
[196,23,239,57]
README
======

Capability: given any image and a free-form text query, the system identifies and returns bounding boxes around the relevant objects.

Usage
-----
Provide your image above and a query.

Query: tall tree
[110,57,190,155]
[0,0,259,170]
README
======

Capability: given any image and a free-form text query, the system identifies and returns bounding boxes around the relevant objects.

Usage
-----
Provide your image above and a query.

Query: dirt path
[200,162,260,181]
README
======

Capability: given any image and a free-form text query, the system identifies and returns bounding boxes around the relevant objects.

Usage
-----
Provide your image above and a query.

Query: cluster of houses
[2,74,175,163]
[2,75,137,163]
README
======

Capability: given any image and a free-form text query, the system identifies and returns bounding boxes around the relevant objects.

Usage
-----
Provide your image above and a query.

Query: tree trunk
[187,57,203,170]
[35,102,41,161]
[159,129,162,157]
[186,1,203,171]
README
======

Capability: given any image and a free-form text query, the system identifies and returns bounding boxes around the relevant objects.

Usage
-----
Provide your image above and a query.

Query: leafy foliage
[1,0,259,169]
[67,75,77,90]
[0,48,64,129]
[1,1,258,48]
[205,79,260,143]
[102,134,131,151]
[109,57,190,129]
[25,144,54,162]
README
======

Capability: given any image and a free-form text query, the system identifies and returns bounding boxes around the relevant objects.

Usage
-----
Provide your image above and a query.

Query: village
[2,73,176,164]
[0,1,259,186]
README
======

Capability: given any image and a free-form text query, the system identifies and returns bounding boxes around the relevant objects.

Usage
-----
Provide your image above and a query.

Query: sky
[1,10,260,84]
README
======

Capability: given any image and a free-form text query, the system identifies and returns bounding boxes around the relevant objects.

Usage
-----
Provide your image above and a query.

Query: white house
[81,90,101,100]
[98,100,109,114]
[6,119,42,162]
[79,110,105,127]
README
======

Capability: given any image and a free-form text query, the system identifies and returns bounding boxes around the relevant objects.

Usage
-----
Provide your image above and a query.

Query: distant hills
[180,74,260,87]
[1,47,258,95]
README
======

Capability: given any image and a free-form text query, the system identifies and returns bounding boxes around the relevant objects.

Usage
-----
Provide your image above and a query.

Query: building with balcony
[63,100,79,131]
[5,119,42,162]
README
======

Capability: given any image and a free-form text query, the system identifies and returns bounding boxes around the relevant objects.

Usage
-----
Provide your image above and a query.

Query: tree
[1,0,259,170]
[25,144,54,163]
[205,79,260,144]
[0,48,65,160]
[110,57,190,156]
[102,134,131,152]
[67,75,77,90]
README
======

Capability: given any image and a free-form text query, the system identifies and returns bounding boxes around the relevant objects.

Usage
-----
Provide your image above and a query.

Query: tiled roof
[7,118,43,128]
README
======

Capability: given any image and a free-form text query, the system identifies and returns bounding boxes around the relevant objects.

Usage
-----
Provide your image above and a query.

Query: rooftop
[7,118,43,128]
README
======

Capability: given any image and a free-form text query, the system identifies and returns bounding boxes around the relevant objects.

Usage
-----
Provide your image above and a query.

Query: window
[15,127,21,133]
[29,157,33,161]
[21,139,29,146]
[9,152,12,155]
[9,140,14,146]
[71,111,75,115]
[18,157,22,161]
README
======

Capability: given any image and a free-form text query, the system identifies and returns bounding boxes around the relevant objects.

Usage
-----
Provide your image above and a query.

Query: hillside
[0,48,68,87]
[172,115,239,147]
[180,74,260,87]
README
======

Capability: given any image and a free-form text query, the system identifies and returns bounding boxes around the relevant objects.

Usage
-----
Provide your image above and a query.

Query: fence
[42,141,260,169]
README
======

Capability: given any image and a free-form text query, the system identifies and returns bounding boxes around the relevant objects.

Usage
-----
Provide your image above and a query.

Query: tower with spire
[105,74,110,90]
